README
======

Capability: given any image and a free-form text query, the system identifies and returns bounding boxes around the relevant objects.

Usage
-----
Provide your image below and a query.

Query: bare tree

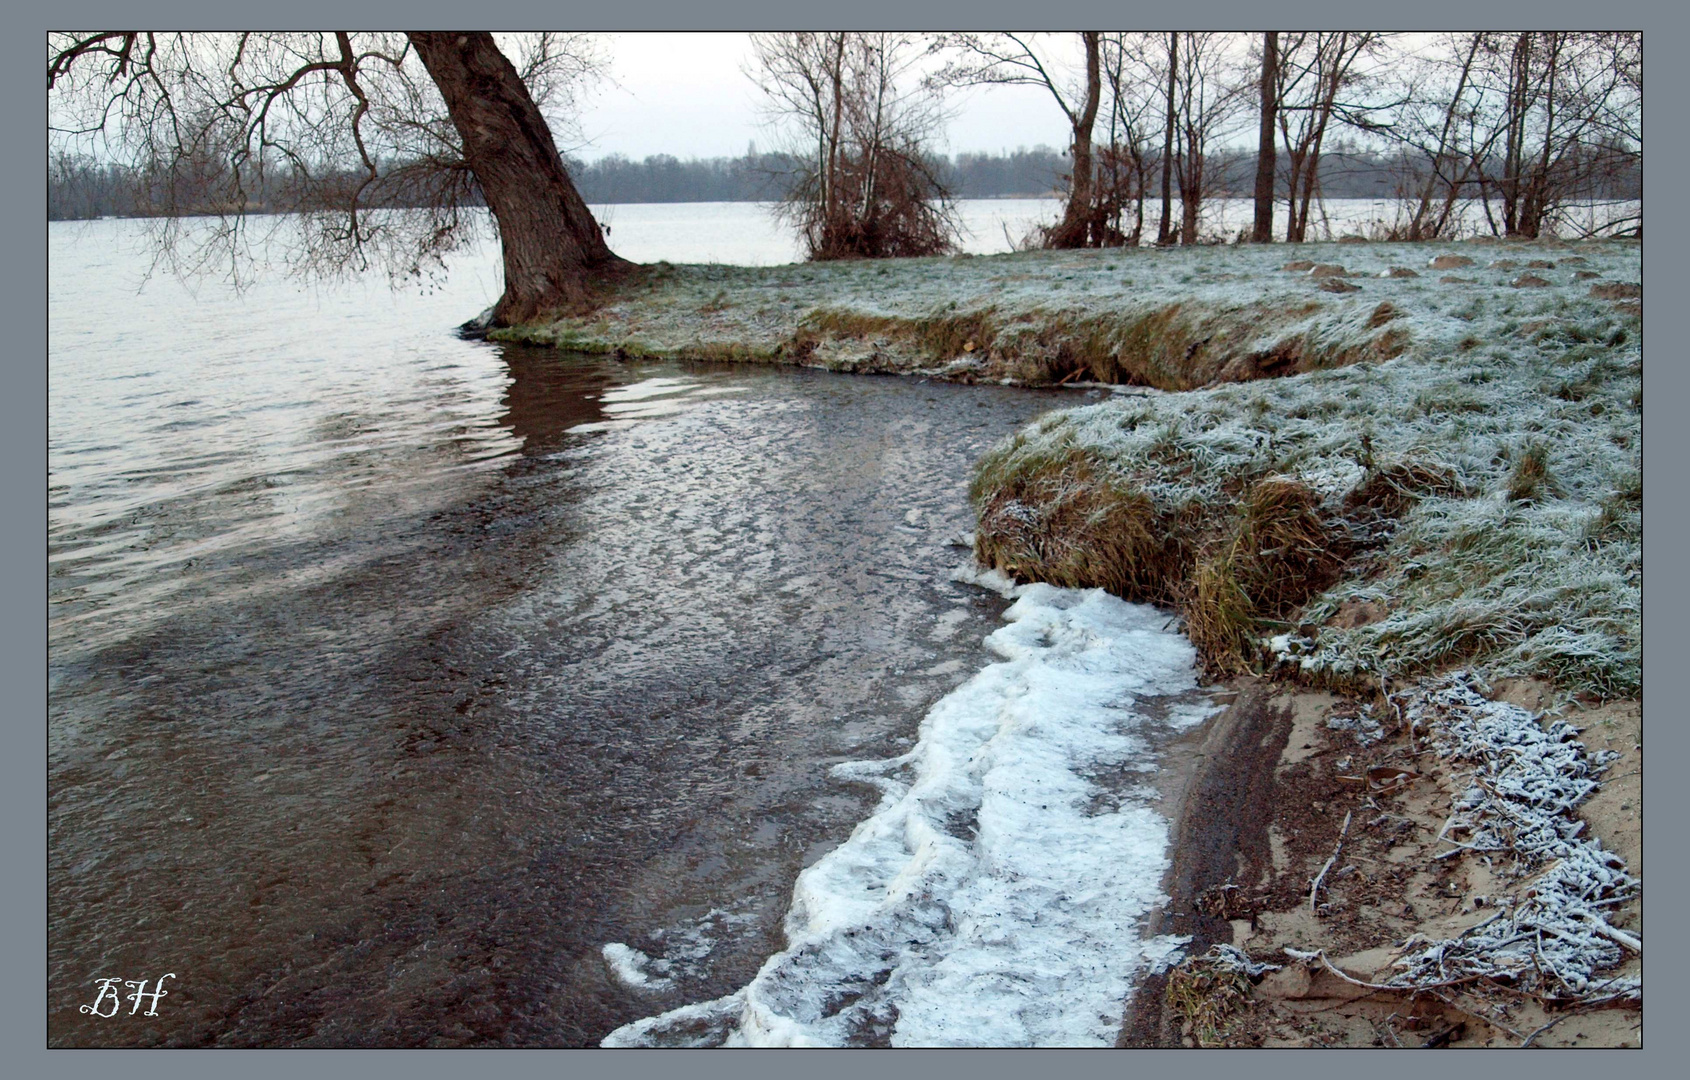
[48,31,623,324]
[1096,33,1165,246]
[750,32,956,259]
[930,32,1103,248]
[1381,31,1639,240]
[1170,32,1247,244]
[1397,33,1486,240]
[1485,32,1640,238]
[1275,32,1390,242]
[1251,32,1279,242]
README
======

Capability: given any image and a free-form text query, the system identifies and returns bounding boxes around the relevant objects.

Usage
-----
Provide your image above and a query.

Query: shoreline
[1118,678,1289,1046]
[497,235,1642,1047]
[1122,677,1641,1048]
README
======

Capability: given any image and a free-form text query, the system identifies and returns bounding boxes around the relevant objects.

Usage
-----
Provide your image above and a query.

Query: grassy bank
[503,237,1640,701]
[493,243,1425,387]
[965,240,1640,700]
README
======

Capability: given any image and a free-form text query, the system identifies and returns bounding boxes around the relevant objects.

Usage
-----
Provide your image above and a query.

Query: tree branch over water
[49,31,621,321]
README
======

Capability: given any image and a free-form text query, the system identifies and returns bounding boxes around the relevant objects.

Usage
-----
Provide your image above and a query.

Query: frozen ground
[496,238,1638,397]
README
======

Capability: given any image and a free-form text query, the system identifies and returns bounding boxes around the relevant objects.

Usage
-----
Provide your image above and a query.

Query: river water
[49,215,1219,1047]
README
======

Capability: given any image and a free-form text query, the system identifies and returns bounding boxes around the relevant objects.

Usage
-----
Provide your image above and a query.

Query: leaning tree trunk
[408,31,626,325]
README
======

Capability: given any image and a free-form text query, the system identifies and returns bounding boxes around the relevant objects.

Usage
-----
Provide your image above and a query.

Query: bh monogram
[79,974,177,1018]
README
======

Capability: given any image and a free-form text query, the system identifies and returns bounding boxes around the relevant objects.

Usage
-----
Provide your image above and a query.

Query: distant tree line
[48,30,1643,304]
[48,140,1637,222]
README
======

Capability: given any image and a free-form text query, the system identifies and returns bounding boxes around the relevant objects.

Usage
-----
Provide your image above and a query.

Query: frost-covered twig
[1309,810,1354,916]
[1201,943,1282,979]
[1380,673,1640,1004]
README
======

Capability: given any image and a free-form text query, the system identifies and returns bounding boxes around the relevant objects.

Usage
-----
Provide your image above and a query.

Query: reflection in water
[50,301,1072,1044]
[495,348,614,451]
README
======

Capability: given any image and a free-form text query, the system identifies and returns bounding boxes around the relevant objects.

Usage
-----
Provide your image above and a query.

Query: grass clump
[1184,478,1346,675]
[971,444,1177,600]
[1185,550,1257,673]
[1506,444,1554,503]
[1164,948,1264,1048]
[1588,471,1642,543]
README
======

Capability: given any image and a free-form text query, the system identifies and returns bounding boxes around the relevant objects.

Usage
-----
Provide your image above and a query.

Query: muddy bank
[1117,679,1289,1046]
[1124,680,1642,1049]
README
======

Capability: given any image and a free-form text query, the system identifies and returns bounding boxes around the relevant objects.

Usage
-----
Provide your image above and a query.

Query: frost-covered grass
[487,241,1495,386]
[970,239,1641,699]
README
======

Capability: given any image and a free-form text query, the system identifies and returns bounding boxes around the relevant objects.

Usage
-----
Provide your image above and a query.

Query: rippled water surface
[49,220,1085,1046]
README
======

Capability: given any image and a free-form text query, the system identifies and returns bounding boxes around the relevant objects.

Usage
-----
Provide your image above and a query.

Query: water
[604,582,1219,1047]
[586,198,1065,264]
[52,217,1222,1046]
[582,197,1642,265]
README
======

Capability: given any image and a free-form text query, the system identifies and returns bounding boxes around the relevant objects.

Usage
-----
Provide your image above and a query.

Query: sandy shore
[1122,678,1641,1048]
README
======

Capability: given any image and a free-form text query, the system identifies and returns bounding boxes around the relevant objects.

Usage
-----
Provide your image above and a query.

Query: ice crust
[603,582,1205,1047]
[603,943,670,992]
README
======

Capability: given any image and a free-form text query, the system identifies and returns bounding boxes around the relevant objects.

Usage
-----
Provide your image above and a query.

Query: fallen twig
[1309,810,1354,916]
[1519,1011,1576,1048]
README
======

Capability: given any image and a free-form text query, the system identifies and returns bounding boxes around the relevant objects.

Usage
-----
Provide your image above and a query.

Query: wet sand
[1120,679,1642,1049]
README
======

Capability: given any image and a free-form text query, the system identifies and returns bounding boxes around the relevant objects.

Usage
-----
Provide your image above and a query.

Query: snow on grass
[969,240,1640,698]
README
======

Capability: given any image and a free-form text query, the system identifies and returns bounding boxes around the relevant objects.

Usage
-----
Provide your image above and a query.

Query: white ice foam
[598,377,701,403]
[946,561,1022,597]
[603,582,1207,1047]
[1162,698,1228,731]
[603,942,671,992]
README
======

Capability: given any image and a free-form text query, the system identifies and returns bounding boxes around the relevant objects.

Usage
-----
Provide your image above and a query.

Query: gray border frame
[21,1,1680,1077]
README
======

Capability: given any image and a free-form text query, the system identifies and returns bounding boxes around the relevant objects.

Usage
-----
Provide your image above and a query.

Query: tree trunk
[1132,155,1146,245]
[826,33,847,244]
[1049,32,1101,248]
[408,31,625,325]
[1501,32,1533,237]
[1283,145,1306,241]
[1157,32,1177,245]
[1252,32,1278,242]
[1179,124,1200,244]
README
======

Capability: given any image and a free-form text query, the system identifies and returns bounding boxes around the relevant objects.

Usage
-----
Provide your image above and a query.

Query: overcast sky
[569,32,1080,161]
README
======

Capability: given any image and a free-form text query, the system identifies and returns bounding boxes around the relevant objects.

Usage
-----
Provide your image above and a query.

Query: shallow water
[604,582,1220,1047]
[49,219,1127,1045]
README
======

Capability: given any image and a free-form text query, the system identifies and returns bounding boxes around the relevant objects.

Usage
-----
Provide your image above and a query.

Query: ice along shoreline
[602,575,1223,1047]
[522,236,1640,1046]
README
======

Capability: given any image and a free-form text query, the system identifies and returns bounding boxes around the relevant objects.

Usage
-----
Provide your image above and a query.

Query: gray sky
[572,32,1078,161]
